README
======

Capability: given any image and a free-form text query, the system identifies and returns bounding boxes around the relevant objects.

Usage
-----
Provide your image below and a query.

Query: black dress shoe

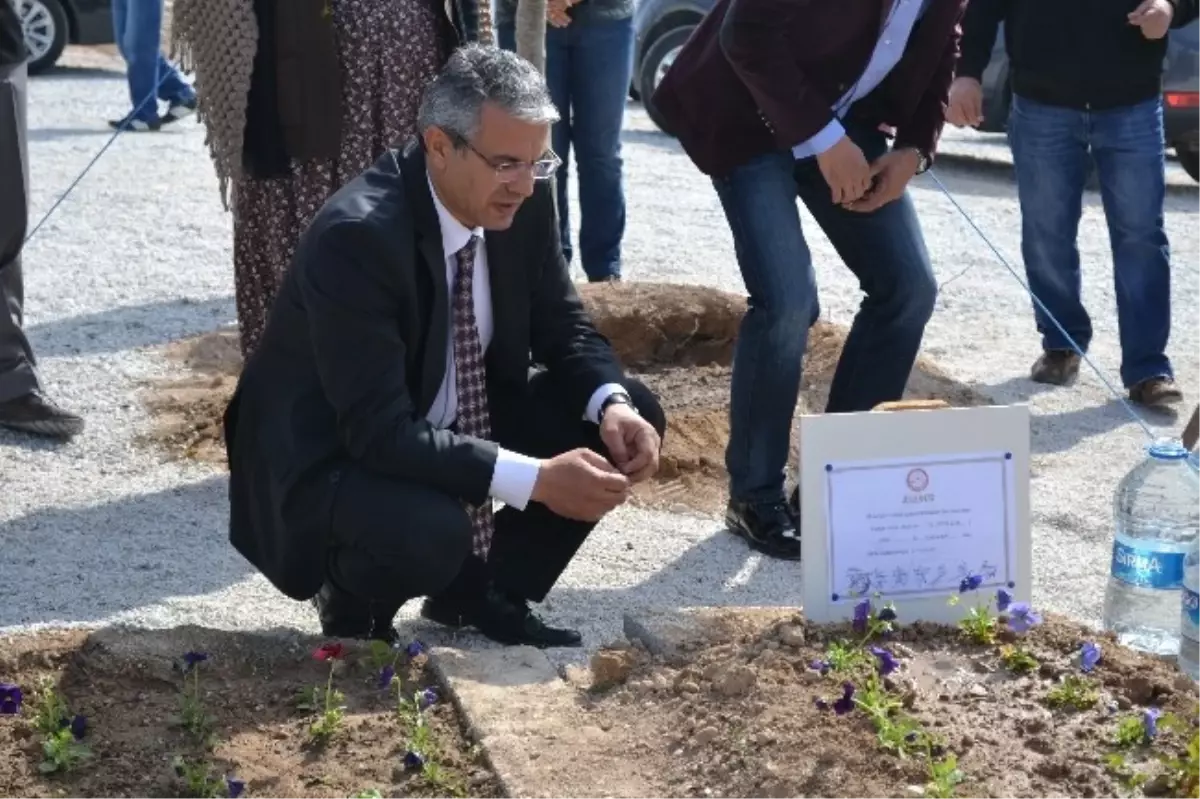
[421,585,582,649]
[0,391,84,439]
[726,497,802,561]
[312,581,402,644]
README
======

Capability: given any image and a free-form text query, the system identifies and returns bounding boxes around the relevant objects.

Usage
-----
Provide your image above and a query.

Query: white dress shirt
[791,0,931,159]
[426,175,625,511]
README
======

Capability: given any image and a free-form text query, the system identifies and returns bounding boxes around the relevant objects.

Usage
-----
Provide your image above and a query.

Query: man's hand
[531,448,630,522]
[946,77,985,128]
[1129,0,1174,39]
[598,403,661,484]
[547,0,575,27]
[816,135,873,205]
[845,149,921,213]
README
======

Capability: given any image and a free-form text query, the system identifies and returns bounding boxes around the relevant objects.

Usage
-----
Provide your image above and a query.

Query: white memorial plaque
[799,405,1031,625]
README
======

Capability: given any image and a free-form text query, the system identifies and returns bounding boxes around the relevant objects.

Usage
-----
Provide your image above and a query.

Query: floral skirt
[230,0,447,357]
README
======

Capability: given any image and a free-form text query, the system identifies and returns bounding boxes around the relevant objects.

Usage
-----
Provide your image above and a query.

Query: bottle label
[1184,587,1200,628]
[1110,543,1185,590]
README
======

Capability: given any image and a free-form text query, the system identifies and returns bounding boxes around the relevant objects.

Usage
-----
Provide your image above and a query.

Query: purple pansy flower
[226,777,246,799]
[852,599,872,633]
[0,683,22,715]
[1143,708,1161,741]
[996,588,1013,612]
[405,640,425,658]
[959,574,983,593]
[418,688,438,710]
[1006,602,1042,634]
[809,659,831,676]
[870,647,899,676]
[1080,642,1101,673]
[182,651,209,671]
[378,665,396,690]
[833,682,856,715]
[62,714,87,740]
[403,750,425,771]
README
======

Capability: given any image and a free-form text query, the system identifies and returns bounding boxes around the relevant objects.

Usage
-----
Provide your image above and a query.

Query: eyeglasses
[458,137,562,183]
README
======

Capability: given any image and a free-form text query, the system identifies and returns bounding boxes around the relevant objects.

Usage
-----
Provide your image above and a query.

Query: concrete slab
[622,606,798,664]
[429,645,659,798]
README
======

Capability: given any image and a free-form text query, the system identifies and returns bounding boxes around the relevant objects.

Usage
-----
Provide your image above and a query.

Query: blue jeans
[111,0,195,123]
[1007,94,1173,388]
[498,17,634,280]
[714,125,936,504]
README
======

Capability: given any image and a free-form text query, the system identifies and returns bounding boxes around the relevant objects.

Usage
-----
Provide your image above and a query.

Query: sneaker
[1129,376,1183,410]
[0,390,84,438]
[160,97,198,125]
[725,497,801,561]
[108,114,162,132]
[1030,349,1081,386]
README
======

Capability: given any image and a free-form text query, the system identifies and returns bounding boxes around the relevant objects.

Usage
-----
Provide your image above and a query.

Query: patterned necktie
[451,235,495,557]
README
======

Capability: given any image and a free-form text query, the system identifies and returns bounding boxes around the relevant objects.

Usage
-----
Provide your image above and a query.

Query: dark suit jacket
[651,0,968,178]
[223,140,626,600]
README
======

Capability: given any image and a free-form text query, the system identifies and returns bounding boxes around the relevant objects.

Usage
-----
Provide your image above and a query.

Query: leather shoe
[0,390,84,439]
[312,581,402,644]
[726,497,801,561]
[420,585,582,648]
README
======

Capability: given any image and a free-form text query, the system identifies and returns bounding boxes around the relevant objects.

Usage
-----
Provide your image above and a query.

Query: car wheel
[638,25,693,137]
[1179,146,1200,183]
[19,0,69,75]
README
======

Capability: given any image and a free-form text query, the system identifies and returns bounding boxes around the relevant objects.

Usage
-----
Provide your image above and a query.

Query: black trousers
[325,370,666,607]
[0,61,39,403]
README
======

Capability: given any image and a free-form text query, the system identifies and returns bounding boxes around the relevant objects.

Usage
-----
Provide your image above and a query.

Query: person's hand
[547,0,573,27]
[1129,0,1174,39]
[946,77,985,127]
[816,135,873,205]
[598,403,661,484]
[531,448,630,521]
[845,148,921,213]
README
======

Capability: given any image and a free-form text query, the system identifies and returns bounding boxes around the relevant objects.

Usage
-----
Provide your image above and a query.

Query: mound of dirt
[139,283,990,513]
[0,626,500,798]
[577,609,1200,798]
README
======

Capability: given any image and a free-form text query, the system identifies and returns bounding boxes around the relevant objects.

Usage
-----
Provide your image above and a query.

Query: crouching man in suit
[222,45,666,649]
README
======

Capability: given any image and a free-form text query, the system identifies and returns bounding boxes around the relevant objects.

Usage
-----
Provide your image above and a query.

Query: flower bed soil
[0,626,501,798]
[139,283,987,515]
[573,608,1200,799]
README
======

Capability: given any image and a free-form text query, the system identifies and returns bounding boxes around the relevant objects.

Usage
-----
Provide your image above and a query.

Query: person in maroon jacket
[653,0,966,560]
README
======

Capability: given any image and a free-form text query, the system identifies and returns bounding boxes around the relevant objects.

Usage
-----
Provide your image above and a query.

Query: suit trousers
[324,370,666,608]
[0,61,39,404]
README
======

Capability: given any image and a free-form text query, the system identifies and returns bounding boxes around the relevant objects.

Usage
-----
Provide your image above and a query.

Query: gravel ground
[1,50,1196,675]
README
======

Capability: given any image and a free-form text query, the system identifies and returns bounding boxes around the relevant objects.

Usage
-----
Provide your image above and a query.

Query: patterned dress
[230,0,448,357]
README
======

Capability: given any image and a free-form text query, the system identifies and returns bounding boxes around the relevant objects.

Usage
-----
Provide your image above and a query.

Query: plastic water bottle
[1181,542,1199,680]
[1101,439,1199,656]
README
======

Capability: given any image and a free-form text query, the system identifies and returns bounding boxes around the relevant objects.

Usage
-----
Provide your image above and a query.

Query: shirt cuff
[584,382,627,424]
[792,118,846,159]
[490,448,541,511]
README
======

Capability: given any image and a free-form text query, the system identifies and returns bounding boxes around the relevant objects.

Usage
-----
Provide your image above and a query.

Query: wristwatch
[598,392,637,422]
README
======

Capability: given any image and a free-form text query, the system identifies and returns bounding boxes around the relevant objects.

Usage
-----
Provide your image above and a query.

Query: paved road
[1,49,1196,673]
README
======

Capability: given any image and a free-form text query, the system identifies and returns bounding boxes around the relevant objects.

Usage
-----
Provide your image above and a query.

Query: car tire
[21,0,70,75]
[639,25,694,137]
[1179,147,1200,183]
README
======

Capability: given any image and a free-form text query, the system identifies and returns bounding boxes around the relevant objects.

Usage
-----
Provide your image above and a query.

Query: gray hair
[417,45,560,145]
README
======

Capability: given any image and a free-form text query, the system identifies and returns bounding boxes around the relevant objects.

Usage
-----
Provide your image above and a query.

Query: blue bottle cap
[1147,438,1190,461]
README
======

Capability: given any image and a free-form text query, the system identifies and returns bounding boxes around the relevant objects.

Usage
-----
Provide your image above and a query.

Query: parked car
[631,0,708,132]
[17,0,112,74]
[634,4,1200,182]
